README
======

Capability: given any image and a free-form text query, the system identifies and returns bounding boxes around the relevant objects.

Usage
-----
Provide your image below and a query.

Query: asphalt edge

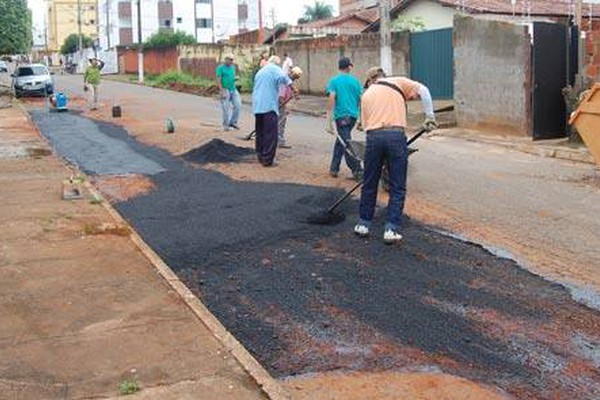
[14,100,291,400]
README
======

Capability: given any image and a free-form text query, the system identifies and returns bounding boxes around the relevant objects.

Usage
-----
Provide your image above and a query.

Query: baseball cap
[366,66,386,80]
[338,57,353,70]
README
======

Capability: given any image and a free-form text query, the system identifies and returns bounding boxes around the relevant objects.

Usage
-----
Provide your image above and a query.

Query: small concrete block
[62,180,84,200]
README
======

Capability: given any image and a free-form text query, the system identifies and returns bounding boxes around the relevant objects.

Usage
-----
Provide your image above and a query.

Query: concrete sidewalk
[0,101,272,399]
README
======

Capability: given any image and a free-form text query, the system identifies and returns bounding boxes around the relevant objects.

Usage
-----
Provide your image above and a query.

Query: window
[238,3,248,20]
[177,17,182,23]
[196,18,212,28]
[196,0,211,4]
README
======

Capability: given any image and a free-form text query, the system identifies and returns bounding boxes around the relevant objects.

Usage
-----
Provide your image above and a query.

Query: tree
[0,0,32,54]
[143,30,196,50]
[60,34,93,55]
[391,16,425,32]
[297,1,334,24]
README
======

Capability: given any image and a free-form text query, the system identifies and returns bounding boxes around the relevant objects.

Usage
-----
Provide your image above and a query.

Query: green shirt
[216,64,236,91]
[84,66,101,85]
[325,73,363,120]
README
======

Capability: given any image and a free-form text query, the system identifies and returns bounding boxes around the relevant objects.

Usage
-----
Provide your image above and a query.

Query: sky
[261,0,339,27]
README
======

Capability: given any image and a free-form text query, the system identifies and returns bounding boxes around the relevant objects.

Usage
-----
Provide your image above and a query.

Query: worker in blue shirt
[252,56,294,167]
[325,57,364,181]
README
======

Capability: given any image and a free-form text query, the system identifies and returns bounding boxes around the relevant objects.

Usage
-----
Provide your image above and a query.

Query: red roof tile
[393,0,600,18]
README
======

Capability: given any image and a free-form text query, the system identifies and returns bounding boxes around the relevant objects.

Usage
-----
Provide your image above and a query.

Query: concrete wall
[178,44,267,79]
[275,32,410,94]
[454,15,532,136]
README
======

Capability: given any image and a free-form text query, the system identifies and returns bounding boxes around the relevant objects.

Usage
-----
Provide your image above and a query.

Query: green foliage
[60,34,93,55]
[238,56,262,93]
[146,70,214,88]
[391,16,426,32]
[118,378,141,396]
[143,30,196,50]
[0,0,32,54]
[297,1,334,24]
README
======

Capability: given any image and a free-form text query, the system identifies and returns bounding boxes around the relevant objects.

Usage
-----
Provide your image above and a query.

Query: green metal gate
[409,28,454,99]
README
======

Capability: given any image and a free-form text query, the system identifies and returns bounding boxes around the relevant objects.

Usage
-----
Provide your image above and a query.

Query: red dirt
[91,174,156,202]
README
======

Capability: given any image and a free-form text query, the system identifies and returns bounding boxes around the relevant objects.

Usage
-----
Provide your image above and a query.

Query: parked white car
[11,64,54,98]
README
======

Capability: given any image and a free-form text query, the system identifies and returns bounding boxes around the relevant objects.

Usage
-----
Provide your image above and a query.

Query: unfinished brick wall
[454,15,532,136]
[275,32,410,94]
[585,21,600,81]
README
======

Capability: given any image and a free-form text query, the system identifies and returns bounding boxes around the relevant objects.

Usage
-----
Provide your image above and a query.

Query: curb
[437,130,595,165]
[14,101,291,400]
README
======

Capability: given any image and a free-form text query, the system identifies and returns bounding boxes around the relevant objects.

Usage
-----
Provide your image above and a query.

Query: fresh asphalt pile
[182,138,256,165]
[32,109,600,399]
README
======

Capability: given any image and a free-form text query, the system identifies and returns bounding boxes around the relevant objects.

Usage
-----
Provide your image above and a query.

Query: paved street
[13,74,599,399]
[52,74,600,294]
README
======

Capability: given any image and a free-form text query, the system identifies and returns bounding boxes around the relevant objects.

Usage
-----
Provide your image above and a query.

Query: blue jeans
[330,116,362,175]
[359,129,408,231]
[221,88,241,129]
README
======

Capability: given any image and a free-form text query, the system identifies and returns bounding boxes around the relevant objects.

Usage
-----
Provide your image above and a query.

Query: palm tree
[297,1,334,24]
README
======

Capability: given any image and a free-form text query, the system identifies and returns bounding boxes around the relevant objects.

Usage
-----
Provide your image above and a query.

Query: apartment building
[97,0,259,48]
[47,0,99,52]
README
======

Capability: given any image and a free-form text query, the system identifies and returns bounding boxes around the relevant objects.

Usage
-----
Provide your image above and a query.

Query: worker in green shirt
[216,54,241,131]
[84,58,105,110]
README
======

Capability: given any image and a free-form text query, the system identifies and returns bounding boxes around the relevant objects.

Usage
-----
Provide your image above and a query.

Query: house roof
[298,6,379,30]
[392,0,600,18]
[364,0,600,32]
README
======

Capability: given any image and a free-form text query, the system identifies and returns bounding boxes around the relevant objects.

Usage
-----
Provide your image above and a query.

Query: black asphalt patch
[29,109,165,175]
[182,138,255,164]
[31,111,600,399]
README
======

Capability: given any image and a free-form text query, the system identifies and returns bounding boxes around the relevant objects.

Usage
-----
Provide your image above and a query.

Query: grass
[118,378,141,396]
[145,70,214,88]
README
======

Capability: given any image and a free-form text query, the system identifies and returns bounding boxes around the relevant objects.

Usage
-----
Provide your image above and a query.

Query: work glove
[422,117,438,132]
[325,113,335,135]
[356,119,363,131]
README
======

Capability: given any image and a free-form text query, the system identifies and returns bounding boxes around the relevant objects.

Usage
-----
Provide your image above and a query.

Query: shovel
[306,127,428,226]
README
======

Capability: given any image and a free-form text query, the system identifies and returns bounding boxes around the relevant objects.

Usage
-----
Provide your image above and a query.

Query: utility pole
[78,0,83,59]
[269,7,276,47]
[379,0,392,75]
[106,0,111,48]
[210,0,215,43]
[257,0,263,44]
[137,0,144,83]
[575,0,585,77]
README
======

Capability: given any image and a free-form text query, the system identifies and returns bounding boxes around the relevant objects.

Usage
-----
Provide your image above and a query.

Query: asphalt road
[47,74,600,291]
[25,74,600,399]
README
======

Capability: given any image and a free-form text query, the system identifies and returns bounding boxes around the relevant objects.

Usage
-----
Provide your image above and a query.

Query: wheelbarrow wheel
[380,165,390,192]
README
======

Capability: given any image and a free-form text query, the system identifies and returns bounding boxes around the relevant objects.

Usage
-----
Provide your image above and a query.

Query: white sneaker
[383,229,403,244]
[354,224,370,237]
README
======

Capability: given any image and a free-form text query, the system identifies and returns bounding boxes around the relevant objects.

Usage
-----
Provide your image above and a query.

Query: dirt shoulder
[0,101,267,399]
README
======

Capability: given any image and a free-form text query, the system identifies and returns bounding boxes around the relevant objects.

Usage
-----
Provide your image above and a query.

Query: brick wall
[118,47,179,75]
[585,21,600,81]
[454,15,532,136]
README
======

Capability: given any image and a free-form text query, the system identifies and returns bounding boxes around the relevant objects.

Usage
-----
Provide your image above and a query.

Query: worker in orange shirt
[354,66,437,244]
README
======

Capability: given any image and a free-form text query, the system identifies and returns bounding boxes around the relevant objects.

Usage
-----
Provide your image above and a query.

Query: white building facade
[97,0,259,49]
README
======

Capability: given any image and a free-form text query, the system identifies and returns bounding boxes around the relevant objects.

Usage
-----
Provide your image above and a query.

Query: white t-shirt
[282,56,293,75]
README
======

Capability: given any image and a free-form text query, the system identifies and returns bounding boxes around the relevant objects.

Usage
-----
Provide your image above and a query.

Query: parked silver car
[12,64,54,98]
[0,61,8,73]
